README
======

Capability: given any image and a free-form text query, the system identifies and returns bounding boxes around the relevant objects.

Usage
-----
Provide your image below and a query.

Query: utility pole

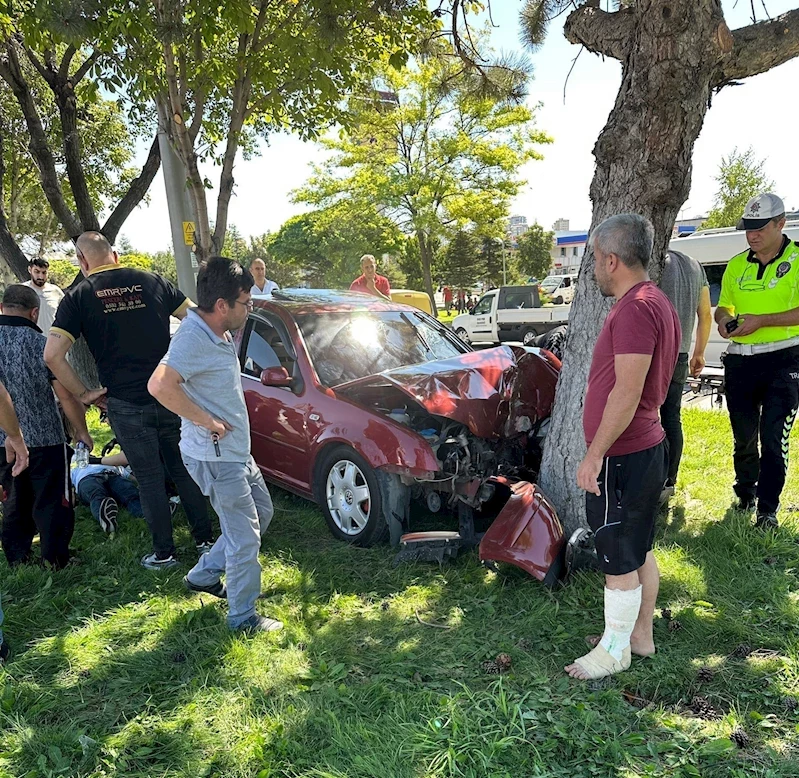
[156,102,197,298]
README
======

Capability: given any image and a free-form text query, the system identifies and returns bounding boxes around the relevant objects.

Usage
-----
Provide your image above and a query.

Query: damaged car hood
[336,346,559,439]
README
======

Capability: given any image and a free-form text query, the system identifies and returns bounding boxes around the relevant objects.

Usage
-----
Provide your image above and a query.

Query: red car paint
[479,479,565,582]
[240,291,564,574]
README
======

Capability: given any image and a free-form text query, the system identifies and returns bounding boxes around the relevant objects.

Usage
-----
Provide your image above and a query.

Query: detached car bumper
[478,478,565,587]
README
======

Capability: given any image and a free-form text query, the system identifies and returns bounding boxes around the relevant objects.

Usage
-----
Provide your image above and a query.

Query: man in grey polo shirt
[148,257,283,633]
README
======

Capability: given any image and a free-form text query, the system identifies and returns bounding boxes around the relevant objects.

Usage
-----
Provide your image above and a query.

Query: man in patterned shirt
[0,285,95,568]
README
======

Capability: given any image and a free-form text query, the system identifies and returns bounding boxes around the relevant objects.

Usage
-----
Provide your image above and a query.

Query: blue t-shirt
[159,310,251,463]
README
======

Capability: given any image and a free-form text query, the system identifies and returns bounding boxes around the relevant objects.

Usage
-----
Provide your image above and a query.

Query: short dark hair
[29,257,49,269]
[2,284,40,311]
[196,256,254,312]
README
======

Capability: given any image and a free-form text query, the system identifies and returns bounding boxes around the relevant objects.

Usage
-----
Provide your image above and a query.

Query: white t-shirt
[251,280,279,296]
[23,280,64,336]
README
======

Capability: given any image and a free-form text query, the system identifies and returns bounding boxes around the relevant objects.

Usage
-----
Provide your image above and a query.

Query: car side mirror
[260,366,292,387]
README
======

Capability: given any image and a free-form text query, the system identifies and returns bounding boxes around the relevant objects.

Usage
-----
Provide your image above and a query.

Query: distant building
[550,229,587,274]
[505,215,529,247]
[552,218,570,232]
[672,216,706,237]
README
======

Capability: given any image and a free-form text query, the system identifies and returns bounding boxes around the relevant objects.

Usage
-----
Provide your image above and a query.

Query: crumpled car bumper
[478,479,565,587]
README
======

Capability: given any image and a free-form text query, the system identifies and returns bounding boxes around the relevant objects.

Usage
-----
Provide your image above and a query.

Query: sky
[120,1,799,253]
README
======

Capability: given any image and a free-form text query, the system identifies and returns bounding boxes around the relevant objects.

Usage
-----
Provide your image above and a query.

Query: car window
[473,296,493,315]
[243,319,282,377]
[705,263,725,306]
[502,291,532,309]
[295,310,466,387]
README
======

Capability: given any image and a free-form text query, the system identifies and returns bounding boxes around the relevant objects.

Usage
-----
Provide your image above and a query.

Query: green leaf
[699,738,736,756]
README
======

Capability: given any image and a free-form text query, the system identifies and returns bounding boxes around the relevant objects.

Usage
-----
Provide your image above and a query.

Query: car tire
[315,446,387,546]
[521,327,538,346]
[553,296,564,305]
[455,327,471,345]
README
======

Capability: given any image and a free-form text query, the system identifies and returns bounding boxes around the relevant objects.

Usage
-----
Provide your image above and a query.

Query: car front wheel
[316,446,386,546]
[455,327,471,345]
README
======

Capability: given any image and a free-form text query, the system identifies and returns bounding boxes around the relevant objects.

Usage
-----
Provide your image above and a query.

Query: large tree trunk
[538,0,733,534]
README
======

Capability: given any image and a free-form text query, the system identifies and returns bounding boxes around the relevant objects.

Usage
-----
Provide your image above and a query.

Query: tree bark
[539,0,735,535]
[416,229,438,316]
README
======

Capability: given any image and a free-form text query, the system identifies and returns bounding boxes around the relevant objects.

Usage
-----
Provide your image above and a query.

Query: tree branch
[563,2,634,62]
[59,44,76,80]
[713,9,799,87]
[102,134,162,243]
[73,49,101,85]
[0,42,82,238]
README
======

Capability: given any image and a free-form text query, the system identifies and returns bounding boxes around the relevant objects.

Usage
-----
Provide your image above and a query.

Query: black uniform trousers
[724,345,799,514]
[0,444,74,568]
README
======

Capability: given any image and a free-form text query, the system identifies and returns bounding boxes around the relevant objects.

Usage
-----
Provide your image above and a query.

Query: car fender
[311,418,440,481]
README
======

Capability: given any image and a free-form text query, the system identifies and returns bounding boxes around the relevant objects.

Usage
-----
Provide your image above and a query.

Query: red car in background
[237,290,565,584]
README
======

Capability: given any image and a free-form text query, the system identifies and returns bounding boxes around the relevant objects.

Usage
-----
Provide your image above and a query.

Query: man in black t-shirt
[44,231,213,570]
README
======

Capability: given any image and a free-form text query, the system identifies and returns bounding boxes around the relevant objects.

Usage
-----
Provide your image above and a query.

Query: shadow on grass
[3,480,799,777]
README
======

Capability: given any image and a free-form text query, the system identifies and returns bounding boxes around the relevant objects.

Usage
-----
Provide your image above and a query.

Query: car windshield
[296,310,465,387]
[540,276,562,292]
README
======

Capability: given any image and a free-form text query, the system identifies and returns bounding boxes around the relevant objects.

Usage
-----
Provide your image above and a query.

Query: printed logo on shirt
[94,285,146,313]
[776,261,792,279]
[789,372,799,380]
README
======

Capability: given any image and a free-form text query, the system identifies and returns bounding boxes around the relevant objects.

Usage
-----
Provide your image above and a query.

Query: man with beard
[566,214,680,680]
[23,258,64,336]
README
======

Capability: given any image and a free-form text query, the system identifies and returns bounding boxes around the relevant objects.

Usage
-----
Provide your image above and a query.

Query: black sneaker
[141,553,179,571]
[736,496,756,512]
[0,639,9,664]
[98,497,119,534]
[195,540,215,555]
[236,614,284,633]
[755,511,778,530]
[183,575,227,599]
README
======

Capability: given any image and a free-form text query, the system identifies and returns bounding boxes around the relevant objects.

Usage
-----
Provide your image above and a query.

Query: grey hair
[589,213,654,269]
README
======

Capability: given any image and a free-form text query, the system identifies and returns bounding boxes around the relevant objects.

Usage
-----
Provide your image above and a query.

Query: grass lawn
[2,408,799,777]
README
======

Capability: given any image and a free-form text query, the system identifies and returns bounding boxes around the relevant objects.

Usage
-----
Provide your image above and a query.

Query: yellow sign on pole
[182,221,196,246]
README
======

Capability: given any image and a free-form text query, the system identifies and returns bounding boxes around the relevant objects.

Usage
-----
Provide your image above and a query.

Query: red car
[238,290,565,584]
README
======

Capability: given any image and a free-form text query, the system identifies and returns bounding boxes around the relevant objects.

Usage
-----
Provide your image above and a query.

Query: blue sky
[120,1,799,253]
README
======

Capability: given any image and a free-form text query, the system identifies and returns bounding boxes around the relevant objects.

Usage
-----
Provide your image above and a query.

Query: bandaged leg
[569,586,642,680]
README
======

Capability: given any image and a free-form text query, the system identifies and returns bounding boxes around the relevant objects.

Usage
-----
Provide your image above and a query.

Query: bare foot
[585,634,656,657]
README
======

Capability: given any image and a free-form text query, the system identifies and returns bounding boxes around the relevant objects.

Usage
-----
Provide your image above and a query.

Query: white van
[539,273,578,305]
[668,220,799,365]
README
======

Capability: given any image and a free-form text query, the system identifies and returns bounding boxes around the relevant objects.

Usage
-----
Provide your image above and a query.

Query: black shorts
[585,441,667,576]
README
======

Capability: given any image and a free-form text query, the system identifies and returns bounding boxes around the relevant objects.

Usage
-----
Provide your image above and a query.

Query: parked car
[236,289,565,583]
[539,273,577,305]
[389,288,432,314]
[451,285,570,346]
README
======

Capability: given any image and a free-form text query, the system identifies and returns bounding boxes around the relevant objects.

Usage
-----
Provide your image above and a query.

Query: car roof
[252,288,417,316]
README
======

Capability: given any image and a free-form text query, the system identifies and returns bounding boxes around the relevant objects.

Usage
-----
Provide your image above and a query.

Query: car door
[240,314,313,493]
[470,294,495,337]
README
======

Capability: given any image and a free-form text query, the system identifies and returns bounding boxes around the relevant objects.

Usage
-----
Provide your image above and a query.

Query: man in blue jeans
[149,257,283,633]
[44,231,214,569]
[71,454,143,534]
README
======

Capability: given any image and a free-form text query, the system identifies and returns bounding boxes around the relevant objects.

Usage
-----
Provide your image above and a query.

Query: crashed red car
[237,290,565,584]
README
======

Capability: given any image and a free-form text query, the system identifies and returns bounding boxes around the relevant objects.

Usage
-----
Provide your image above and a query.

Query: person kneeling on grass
[148,256,283,635]
[71,450,143,534]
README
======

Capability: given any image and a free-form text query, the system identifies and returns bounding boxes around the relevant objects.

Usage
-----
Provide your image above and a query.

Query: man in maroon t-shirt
[350,254,391,300]
[565,214,680,682]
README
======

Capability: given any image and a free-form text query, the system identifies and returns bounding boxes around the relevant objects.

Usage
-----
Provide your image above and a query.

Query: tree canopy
[516,223,553,281]
[295,42,551,312]
[702,147,775,230]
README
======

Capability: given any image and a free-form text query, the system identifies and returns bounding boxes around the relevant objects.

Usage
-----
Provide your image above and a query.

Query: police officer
[716,193,799,529]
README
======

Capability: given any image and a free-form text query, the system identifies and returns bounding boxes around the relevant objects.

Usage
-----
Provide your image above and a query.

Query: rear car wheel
[553,296,564,305]
[316,446,386,546]
[455,327,471,345]
[521,327,538,345]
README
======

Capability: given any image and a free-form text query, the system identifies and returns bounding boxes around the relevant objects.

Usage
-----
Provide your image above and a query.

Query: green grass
[2,408,799,777]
